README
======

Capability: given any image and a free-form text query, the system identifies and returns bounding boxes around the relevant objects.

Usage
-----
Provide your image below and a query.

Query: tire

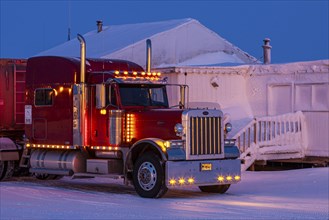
[133,152,168,198]
[0,161,15,181]
[199,184,231,194]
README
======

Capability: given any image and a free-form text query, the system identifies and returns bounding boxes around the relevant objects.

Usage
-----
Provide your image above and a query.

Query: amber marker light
[141,72,146,76]
[178,178,185,184]
[123,71,128,75]
[114,70,119,75]
[187,178,195,184]
[157,72,161,76]
[169,179,176,185]
[234,175,241,181]
[226,176,233,181]
[133,72,138,76]
[218,176,225,182]
[100,109,107,115]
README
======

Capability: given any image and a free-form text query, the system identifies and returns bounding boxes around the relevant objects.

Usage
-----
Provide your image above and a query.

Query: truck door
[91,84,118,146]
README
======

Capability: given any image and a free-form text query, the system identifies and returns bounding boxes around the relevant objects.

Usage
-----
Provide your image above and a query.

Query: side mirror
[96,84,106,109]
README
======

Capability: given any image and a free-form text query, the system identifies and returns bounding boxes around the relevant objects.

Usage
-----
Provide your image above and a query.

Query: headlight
[225,123,232,133]
[163,140,184,148]
[174,123,184,136]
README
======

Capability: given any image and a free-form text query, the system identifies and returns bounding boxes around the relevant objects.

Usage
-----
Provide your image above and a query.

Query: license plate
[201,163,212,171]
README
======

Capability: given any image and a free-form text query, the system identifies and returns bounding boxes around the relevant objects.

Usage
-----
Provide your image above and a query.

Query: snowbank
[1,168,328,219]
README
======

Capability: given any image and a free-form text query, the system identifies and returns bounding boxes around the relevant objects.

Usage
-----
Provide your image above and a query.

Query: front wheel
[133,152,168,198]
[199,184,231,194]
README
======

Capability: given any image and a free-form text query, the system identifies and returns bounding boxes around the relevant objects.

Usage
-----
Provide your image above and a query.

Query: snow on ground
[1,168,328,219]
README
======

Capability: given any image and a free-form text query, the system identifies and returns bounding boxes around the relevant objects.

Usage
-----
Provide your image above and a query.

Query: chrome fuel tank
[30,149,86,173]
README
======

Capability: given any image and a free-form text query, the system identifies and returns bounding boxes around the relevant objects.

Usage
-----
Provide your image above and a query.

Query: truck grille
[190,117,221,156]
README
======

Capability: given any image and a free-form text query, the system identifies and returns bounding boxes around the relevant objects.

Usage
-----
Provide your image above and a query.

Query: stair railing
[233,111,306,170]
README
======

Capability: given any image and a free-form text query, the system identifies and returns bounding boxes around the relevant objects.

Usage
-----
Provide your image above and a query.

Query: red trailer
[0,59,27,179]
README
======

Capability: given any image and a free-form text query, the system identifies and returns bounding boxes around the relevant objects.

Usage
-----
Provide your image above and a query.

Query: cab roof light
[113,70,164,82]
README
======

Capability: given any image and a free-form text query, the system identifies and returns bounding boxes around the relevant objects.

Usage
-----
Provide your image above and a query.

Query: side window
[35,88,54,106]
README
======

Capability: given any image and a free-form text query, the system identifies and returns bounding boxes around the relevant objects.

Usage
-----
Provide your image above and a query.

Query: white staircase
[233,111,306,171]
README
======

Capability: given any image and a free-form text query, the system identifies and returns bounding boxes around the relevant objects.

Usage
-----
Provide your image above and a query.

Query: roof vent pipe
[97,20,103,33]
[262,38,272,64]
[146,39,152,73]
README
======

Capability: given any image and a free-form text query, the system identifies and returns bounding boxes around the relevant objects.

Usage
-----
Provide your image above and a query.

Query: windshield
[119,84,169,107]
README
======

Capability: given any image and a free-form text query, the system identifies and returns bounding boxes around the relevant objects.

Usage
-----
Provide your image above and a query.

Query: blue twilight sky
[0,0,328,64]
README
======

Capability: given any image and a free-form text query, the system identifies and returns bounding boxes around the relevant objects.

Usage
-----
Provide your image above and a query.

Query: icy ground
[1,168,328,219]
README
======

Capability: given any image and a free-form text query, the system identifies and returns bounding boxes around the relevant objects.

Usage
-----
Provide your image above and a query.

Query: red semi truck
[0,35,240,198]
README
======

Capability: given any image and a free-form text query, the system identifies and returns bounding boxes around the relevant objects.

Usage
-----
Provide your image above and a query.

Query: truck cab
[2,36,241,198]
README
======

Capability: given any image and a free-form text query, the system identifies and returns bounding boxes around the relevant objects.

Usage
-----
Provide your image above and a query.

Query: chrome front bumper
[165,159,241,187]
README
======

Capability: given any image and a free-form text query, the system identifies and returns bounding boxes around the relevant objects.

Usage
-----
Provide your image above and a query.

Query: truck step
[19,148,31,168]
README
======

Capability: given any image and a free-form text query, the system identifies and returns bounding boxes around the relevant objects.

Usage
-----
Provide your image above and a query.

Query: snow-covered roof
[37,18,257,68]
[158,59,329,75]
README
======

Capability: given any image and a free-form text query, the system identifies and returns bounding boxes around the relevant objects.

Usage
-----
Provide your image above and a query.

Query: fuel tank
[30,149,87,173]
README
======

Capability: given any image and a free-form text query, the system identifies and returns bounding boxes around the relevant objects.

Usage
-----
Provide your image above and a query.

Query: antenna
[67,0,71,41]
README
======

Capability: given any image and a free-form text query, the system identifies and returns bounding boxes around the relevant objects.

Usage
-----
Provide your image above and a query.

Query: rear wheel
[133,152,168,198]
[0,161,15,181]
[199,184,231,194]
[34,173,62,180]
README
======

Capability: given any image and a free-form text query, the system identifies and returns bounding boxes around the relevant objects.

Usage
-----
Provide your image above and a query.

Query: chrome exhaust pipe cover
[146,39,152,73]
[77,34,87,145]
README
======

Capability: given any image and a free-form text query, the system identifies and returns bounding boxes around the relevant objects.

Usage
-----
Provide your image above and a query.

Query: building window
[35,88,54,106]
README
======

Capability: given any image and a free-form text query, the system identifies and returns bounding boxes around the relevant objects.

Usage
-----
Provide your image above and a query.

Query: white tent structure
[37,18,257,68]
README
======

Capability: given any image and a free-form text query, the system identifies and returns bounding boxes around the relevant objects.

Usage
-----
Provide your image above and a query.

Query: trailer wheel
[133,152,168,198]
[0,161,15,181]
[34,173,61,180]
[199,184,231,194]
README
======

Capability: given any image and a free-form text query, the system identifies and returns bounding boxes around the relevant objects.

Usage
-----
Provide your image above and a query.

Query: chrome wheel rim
[138,162,157,191]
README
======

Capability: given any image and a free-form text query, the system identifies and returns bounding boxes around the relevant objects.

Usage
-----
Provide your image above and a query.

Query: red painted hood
[130,109,183,141]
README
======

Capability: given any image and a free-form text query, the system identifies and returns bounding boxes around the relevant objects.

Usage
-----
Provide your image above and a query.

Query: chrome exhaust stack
[146,39,152,73]
[77,34,86,83]
[77,34,87,145]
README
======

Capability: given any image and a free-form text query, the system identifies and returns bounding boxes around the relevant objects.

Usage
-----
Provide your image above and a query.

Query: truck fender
[124,138,167,180]
[0,138,20,161]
